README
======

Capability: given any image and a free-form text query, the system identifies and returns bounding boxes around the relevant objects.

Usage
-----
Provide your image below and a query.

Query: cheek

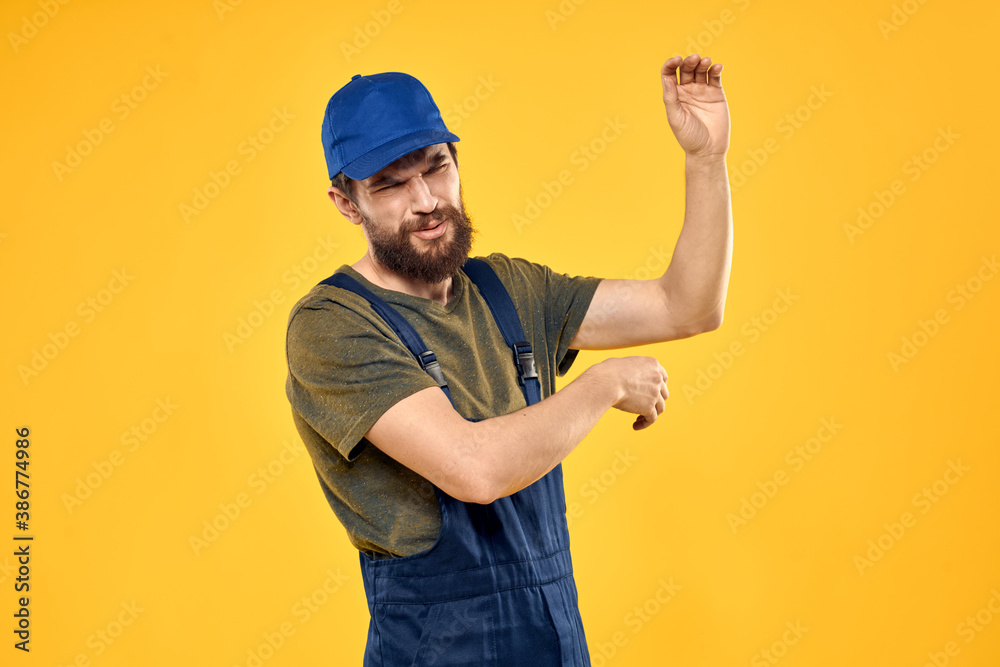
[434,174,461,202]
[361,199,403,225]
[386,197,415,220]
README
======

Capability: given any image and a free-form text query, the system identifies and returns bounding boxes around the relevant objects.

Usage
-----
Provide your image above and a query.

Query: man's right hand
[592,357,670,430]
[365,355,670,504]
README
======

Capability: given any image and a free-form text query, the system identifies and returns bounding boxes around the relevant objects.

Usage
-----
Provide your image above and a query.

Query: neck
[352,253,454,306]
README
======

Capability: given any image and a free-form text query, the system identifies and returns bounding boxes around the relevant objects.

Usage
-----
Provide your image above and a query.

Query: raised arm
[571,54,733,350]
[365,356,668,504]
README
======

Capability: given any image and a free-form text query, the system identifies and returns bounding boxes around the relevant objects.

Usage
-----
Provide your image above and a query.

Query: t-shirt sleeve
[285,294,439,461]
[483,254,602,377]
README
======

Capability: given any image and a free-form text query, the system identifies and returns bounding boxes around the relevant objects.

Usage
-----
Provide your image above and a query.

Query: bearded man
[285,54,731,666]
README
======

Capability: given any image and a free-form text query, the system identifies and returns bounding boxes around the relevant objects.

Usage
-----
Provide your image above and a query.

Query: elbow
[460,460,505,504]
[437,423,515,505]
[673,310,724,339]
[449,473,499,505]
[436,448,501,505]
[698,309,724,333]
[661,285,726,339]
[464,484,500,506]
[693,302,727,334]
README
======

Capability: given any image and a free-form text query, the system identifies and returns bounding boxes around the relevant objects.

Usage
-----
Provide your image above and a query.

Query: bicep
[287,302,441,460]
[570,278,694,350]
[364,386,486,503]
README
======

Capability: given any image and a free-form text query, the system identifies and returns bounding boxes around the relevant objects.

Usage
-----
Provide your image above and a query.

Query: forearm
[462,364,620,503]
[368,357,665,503]
[660,155,733,333]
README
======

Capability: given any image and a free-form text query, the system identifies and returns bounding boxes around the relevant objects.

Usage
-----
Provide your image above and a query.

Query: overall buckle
[512,342,538,386]
[418,350,448,389]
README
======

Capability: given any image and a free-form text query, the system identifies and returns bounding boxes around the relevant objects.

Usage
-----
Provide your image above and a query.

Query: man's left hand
[661,54,730,159]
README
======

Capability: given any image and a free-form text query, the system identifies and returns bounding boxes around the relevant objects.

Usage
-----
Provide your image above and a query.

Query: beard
[360,195,476,284]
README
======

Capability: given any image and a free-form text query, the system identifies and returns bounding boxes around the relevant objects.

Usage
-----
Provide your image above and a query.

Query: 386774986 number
[16,427,30,530]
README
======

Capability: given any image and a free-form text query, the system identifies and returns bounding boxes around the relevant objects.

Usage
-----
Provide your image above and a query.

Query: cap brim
[341,129,460,181]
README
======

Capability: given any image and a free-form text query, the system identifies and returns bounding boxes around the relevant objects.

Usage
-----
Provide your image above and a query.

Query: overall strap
[462,258,542,407]
[318,272,453,405]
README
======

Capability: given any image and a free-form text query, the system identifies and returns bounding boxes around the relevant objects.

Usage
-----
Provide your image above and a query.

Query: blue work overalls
[320,258,591,666]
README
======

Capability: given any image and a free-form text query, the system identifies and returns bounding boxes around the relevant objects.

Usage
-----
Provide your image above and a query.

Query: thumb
[661,74,681,118]
[661,65,683,121]
[633,409,657,431]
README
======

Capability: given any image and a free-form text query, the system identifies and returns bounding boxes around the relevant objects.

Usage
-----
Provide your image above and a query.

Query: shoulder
[471,253,553,293]
[288,266,379,325]
[471,253,599,297]
[475,252,543,273]
[285,267,403,355]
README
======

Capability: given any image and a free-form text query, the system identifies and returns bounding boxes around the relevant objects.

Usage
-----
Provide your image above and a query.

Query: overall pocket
[375,594,496,666]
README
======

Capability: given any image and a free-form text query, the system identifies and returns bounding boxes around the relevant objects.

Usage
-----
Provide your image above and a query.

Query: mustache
[401,205,460,233]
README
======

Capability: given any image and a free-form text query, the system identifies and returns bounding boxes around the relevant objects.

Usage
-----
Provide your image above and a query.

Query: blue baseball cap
[322,72,460,181]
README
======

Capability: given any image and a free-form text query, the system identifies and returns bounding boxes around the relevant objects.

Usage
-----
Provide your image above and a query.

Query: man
[286,54,731,665]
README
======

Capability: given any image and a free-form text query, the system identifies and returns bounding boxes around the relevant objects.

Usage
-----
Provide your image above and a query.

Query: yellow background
[3,0,999,665]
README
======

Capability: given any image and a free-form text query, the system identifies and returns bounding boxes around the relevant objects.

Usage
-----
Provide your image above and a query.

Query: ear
[328,186,364,225]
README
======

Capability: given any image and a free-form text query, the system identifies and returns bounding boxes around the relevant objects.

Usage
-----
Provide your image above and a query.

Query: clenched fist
[598,356,670,431]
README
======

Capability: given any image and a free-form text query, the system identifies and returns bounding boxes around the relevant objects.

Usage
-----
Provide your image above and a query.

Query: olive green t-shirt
[284,253,601,558]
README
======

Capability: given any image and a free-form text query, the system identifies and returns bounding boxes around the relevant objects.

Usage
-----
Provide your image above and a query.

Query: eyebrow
[367,150,450,190]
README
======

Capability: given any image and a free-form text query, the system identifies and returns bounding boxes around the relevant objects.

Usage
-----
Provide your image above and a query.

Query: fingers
[694,57,712,84]
[679,54,700,85]
[662,54,724,88]
[660,55,683,82]
[633,408,657,431]
[634,367,668,431]
[603,356,670,430]
[708,63,724,88]
[656,362,669,400]
[633,396,665,431]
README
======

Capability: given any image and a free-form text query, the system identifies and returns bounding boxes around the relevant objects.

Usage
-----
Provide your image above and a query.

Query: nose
[407,176,438,215]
